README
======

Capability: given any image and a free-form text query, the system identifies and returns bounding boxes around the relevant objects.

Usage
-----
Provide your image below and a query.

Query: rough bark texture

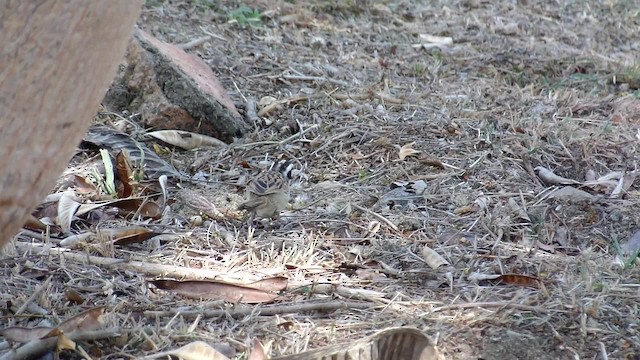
[0,1,142,249]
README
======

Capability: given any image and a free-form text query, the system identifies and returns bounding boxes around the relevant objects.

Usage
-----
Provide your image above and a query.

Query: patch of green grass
[413,63,427,77]
[358,169,367,181]
[228,6,263,28]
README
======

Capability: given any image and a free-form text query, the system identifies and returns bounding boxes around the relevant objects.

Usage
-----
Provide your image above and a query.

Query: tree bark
[0,1,142,249]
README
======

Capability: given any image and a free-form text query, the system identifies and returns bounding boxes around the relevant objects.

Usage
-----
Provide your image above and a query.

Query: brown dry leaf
[495,274,541,288]
[453,204,479,215]
[148,130,227,150]
[399,142,420,160]
[609,172,637,198]
[73,175,97,195]
[244,277,289,292]
[143,341,230,360]
[421,246,449,269]
[75,197,162,219]
[0,326,53,343]
[56,333,76,351]
[534,166,580,185]
[417,155,445,169]
[355,269,388,281]
[113,198,163,219]
[115,149,134,198]
[247,339,267,360]
[65,289,86,305]
[150,279,280,303]
[57,190,80,233]
[272,327,438,360]
[96,226,161,246]
[23,214,48,231]
[56,306,107,334]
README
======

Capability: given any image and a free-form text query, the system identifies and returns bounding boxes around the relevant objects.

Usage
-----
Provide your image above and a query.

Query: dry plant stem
[143,300,374,320]
[430,301,549,314]
[0,327,122,360]
[14,243,385,299]
[13,277,52,317]
[233,124,319,148]
[177,36,211,50]
[352,204,400,233]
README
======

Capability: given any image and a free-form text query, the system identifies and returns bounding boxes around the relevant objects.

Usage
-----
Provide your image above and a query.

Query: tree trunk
[0,1,142,249]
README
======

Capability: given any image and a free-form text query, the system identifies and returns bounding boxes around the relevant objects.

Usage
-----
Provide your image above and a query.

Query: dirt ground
[2,0,640,359]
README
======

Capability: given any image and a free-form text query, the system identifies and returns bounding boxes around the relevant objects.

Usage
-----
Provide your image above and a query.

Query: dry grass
[2,0,640,359]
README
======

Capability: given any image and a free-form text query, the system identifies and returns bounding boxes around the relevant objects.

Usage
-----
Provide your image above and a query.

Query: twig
[429,301,549,314]
[177,36,211,50]
[143,300,374,320]
[0,327,123,360]
[14,276,52,316]
[352,204,399,232]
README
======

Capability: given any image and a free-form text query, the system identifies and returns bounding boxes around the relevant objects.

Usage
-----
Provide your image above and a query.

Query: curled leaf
[399,142,420,160]
[422,246,449,269]
[534,166,580,185]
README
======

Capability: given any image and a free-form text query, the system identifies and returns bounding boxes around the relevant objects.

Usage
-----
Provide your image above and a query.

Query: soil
[3,0,640,359]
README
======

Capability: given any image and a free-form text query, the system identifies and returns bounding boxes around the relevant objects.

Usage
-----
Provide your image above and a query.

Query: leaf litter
[2,0,640,359]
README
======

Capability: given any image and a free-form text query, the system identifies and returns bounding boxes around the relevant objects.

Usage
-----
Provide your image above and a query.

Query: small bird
[238,161,291,219]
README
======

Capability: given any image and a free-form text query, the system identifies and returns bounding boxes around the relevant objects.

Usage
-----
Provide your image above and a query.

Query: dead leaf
[621,230,640,258]
[57,190,80,233]
[417,155,445,169]
[552,226,570,247]
[73,175,97,195]
[495,274,541,288]
[150,279,281,303]
[113,198,163,219]
[247,339,267,360]
[147,130,227,150]
[244,277,289,292]
[142,341,230,360]
[56,306,107,334]
[355,269,388,281]
[56,333,76,351]
[418,33,453,45]
[507,197,530,223]
[453,204,479,215]
[399,142,420,160]
[534,166,580,185]
[422,246,449,269]
[65,289,86,305]
[609,172,637,198]
[115,149,134,198]
[0,327,53,343]
[23,214,48,231]
[366,221,381,237]
[96,226,161,246]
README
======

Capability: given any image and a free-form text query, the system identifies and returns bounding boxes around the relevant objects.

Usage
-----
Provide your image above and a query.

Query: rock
[103,29,248,143]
